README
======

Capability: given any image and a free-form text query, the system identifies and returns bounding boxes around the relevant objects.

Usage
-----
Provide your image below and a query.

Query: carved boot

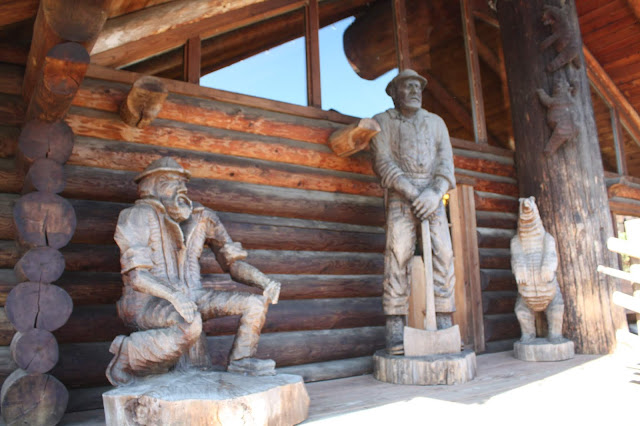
[106,335,135,386]
[228,358,276,376]
[385,315,405,355]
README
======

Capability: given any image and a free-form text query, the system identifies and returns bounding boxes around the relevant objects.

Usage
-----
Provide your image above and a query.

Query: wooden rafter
[183,36,201,84]
[22,0,113,104]
[91,0,306,68]
[424,70,499,146]
[391,0,411,70]
[305,0,321,108]
[611,108,629,176]
[584,46,640,151]
[461,0,488,144]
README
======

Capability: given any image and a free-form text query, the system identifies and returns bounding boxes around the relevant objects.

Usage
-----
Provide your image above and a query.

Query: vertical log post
[450,185,485,352]
[391,0,411,71]
[460,0,488,144]
[304,0,321,108]
[496,0,626,353]
[611,108,628,176]
[183,36,201,85]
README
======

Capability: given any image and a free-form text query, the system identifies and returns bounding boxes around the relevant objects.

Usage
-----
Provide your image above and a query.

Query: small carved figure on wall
[537,75,578,155]
[511,197,574,361]
[540,3,581,72]
[106,157,281,386]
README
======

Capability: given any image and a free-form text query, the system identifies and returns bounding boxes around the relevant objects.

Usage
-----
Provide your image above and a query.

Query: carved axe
[403,220,461,356]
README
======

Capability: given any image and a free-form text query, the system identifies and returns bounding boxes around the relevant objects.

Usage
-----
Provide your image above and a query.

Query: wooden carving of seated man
[106,157,281,386]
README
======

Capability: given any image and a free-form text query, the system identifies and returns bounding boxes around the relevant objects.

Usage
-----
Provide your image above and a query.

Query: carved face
[154,173,193,222]
[393,78,423,115]
[518,196,537,217]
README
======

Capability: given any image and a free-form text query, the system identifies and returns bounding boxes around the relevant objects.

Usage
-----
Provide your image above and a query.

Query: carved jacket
[114,198,245,322]
[371,108,455,198]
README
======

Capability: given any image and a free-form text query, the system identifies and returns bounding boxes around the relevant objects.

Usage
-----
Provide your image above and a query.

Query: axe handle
[422,220,437,331]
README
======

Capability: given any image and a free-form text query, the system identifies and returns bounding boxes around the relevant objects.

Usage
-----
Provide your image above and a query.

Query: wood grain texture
[10,328,58,374]
[13,247,65,283]
[18,120,74,169]
[498,0,625,353]
[5,282,72,332]
[0,369,67,426]
[13,192,76,249]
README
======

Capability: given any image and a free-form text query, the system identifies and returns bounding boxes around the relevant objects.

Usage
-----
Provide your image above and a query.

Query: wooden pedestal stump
[514,338,575,362]
[373,349,476,385]
[103,370,310,426]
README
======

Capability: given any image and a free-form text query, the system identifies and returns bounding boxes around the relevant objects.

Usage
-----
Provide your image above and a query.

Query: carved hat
[134,157,192,183]
[385,69,428,97]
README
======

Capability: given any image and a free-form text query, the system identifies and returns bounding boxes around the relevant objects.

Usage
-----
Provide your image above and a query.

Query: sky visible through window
[200,17,397,118]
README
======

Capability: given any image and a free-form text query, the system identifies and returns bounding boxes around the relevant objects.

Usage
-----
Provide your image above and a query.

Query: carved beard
[162,192,193,223]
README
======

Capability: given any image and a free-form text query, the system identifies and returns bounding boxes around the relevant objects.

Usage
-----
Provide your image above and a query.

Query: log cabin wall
[0,62,520,410]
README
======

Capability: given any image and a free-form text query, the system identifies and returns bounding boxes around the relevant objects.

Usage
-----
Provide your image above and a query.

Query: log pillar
[496,0,626,353]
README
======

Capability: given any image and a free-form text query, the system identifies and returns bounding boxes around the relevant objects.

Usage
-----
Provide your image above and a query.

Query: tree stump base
[373,349,477,385]
[513,338,575,362]
[103,370,309,426]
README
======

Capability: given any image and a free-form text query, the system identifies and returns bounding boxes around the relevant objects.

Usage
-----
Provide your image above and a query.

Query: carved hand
[263,279,281,305]
[412,188,442,221]
[170,292,198,323]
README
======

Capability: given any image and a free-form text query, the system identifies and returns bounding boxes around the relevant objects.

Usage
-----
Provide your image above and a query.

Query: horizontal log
[479,248,511,270]
[10,329,58,374]
[477,227,515,249]
[5,282,72,332]
[0,94,25,126]
[0,369,67,426]
[0,127,19,158]
[14,247,65,283]
[453,149,515,178]
[476,211,517,229]
[456,170,518,197]
[0,160,386,227]
[2,326,384,388]
[474,191,519,213]
[0,241,384,275]
[13,192,76,249]
[277,356,373,383]
[18,120,74,169]
[0,195,385,252]
[608,177,640,201]
[68,136,383,197]
[73,78,343,145]
[329,118,380,157]
[0,297,386,345]
[25,42,90,122]
[608,198,640,217]
[450,137,514,160]
[483,313,520,342]
[87,64,356,125]
[480,269,517,292]
[482,291,517,315]
[23,158,65,194]
[119,75,168,128]
[0,271,382,306]
[65,110,375,176]
[484,338,518,354]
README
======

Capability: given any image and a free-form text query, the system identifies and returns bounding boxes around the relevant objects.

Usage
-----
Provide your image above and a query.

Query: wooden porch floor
[58,349,640,425]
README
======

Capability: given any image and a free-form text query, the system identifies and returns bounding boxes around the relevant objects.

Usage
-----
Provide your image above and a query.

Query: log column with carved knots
[1,44,90,426]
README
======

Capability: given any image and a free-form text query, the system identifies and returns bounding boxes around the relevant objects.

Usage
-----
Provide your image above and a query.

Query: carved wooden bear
[510,197,565,343]
[537,76,578,155]
[540,4,581,72]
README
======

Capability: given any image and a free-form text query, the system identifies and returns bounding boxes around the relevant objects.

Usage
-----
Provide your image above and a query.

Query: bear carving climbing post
[496,0,626,354]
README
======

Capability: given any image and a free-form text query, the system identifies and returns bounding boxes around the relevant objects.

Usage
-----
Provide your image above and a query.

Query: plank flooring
[51,345,640,425]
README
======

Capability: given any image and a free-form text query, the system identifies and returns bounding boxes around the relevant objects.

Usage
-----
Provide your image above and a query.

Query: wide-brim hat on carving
[385,69,428,96]
[134,157,192,183]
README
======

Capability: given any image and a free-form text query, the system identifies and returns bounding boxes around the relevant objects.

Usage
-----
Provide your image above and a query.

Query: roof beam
[91,0,304,68]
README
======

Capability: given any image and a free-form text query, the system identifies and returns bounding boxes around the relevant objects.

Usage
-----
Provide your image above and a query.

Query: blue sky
[200,17,397,118]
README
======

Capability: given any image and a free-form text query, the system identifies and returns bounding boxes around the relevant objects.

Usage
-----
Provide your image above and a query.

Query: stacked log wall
[0,63,520,410]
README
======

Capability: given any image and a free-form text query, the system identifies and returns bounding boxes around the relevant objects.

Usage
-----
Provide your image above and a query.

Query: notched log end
[329,118,381,157]
[120,76,169,128]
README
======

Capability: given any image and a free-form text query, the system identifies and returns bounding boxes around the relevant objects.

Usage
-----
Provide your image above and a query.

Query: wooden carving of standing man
[371,69,456,355]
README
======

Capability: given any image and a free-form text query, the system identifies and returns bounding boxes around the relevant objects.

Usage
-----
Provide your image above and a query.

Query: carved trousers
[122,290,268,375]
[383,198,455,315]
